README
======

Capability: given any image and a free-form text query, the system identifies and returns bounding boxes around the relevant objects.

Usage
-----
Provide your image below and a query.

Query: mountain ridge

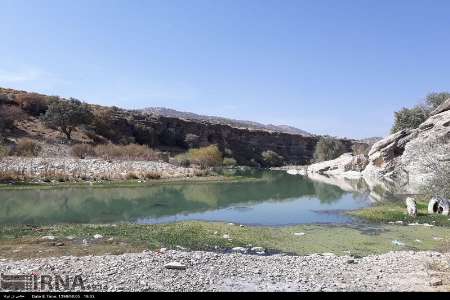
[140,107,313,137]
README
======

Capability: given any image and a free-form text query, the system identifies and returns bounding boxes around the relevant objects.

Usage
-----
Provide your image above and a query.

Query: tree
[313,137,347,162]
[391,92,450,133]
[425,92,450,111]
[188,145,223,168]
[261,150,284,167]
[41,98,93,140]
[391,105,429,134]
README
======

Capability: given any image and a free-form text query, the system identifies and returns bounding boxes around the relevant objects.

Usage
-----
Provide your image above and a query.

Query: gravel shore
[0,157,196,181]
[1,250,448,292]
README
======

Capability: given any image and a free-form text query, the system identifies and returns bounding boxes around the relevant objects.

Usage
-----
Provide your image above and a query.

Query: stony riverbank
[1,250,448,292]
[0,157,200,182]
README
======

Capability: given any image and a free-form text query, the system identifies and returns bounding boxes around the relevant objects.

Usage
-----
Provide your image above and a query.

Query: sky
[1,0,450,139]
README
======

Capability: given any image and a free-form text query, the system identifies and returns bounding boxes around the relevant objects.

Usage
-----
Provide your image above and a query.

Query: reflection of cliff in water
[305,173,399,203]
[0,171,358,225]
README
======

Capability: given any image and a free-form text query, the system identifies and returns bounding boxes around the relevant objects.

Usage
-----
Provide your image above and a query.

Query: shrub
[144,171,162,180]
[391,105,429,134]
[390,92,450,133]
[94,143,160,161]
[0,144,10,158]
[0,105,26,132]
[223,157,237,167]
[41,98,93,140]
[14,139,42,157]
[188,145,223,168]
[15,93,49,116]
[71,144,95,159]
[261,150,284,167]
[313,137,346,162]
[173,153,191,167]
[184,133,200,148]
[126,172,139,180]
[351,143,370,156]
[425,92,450,110]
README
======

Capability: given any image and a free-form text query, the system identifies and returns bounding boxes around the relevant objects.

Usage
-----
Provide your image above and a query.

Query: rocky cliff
[363,98,450,193]
[1,87,359,166]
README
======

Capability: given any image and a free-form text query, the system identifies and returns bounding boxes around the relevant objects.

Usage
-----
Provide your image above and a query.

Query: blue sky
[1,0,450,139]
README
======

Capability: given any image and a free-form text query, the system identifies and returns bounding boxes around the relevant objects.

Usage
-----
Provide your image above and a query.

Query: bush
[14,139,42,157]
[426,92,450,110]
[0,105,26,132]
[94,143,160,161]
[261,150,284,167]
[173,153,191,167]
[223,157,237,167]
[0,144,10,158]
[41,98,93,140]
[188,145,223,168]
[391,92,450,133]
[71,144,95,159]
[15,93,49,116]
[313,137,346,162]
[144,171,162,180]
[352,143,370,156]
[391,105,429,133]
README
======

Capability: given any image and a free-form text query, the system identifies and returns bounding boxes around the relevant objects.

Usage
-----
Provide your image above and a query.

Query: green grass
[1,221,449,259]
[348,197,450,227]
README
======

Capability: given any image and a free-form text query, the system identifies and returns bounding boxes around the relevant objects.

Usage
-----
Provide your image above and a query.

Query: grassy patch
[1,221,449,260]
[348,197,450,227]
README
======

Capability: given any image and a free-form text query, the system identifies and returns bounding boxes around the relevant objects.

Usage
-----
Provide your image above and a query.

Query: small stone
[392,240,405,246]
[430,279,443,286]
[231,247,247,253]
[55,242,64,247]
[159,248,167,253]
[93,234,103,239]
[346,259,355,264]
[250,247,265,252]
[164,262,186,270]
[223,234,230,239]
[41,235,55,240]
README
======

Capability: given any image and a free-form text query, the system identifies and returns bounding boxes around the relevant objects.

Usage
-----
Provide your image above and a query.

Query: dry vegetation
[71,143,161,161]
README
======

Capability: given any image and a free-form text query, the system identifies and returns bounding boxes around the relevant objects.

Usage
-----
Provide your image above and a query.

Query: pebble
[41,235,55,240]
[294,232,306,236]
[93,234,103,239]
[164,261,187,270]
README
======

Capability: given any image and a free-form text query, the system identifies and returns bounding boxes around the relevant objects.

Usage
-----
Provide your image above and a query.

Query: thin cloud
[0,68,43,83]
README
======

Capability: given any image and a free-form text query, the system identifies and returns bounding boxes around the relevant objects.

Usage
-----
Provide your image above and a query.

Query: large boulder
[363,108,450,193]
[306,153,368,178]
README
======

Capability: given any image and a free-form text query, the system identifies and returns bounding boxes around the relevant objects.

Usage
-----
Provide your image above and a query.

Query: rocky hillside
[0,87,362,166]
[141,107,313,136]
[362,98,450,193]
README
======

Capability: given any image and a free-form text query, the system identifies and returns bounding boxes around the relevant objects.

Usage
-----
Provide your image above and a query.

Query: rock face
[363,100,450,193]
[102,111,358,166]
[305,153,368,178]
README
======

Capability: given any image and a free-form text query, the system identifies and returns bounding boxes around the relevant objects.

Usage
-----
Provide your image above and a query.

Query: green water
[0,170,375,225]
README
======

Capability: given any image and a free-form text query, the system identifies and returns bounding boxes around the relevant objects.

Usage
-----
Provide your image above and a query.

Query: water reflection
[0,170,390,226]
